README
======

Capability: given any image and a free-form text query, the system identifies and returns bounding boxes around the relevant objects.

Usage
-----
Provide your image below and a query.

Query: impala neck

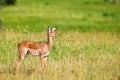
[47,32,53,50]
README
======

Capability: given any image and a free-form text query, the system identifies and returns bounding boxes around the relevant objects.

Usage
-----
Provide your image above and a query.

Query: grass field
[0,0,120,80]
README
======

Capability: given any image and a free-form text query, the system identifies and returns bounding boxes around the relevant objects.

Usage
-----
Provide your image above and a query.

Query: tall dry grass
[0,31,120,80]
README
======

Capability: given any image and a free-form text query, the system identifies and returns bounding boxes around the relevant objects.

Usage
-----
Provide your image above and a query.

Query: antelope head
[48,27,58,37]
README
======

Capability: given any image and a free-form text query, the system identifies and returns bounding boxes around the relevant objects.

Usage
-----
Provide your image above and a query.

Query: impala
[15,27,57,73]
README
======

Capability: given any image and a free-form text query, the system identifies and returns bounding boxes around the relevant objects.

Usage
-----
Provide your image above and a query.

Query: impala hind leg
[15,50,28,73]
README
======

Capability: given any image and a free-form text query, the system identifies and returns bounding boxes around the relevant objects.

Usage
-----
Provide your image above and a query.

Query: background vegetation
[0,0,120,80]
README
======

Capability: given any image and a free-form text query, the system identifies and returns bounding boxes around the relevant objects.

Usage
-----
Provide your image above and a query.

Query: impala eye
[51,31,53,33]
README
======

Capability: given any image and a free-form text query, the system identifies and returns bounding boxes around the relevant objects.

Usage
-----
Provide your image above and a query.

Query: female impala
[15,27,57,73]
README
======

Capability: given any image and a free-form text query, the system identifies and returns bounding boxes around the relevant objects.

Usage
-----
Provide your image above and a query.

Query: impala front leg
[44,57,47,67]
[41,56,45,72]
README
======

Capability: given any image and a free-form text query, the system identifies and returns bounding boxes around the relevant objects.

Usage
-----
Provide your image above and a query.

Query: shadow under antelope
[15,27,58,73]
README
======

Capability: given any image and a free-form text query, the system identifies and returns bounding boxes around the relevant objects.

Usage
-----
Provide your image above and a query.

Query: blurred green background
[0,0,120,33]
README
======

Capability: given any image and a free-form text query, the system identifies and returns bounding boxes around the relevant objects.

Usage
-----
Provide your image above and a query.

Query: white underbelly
[31,53,40,56]
[28,49,40,56]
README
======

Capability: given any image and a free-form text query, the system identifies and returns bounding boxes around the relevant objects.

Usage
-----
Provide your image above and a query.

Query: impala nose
[55,35,59,38]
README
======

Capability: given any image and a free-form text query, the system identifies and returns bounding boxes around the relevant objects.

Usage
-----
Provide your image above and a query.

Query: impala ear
[53,27,56,31]
[48,27,51,30]
[48,27,51,31]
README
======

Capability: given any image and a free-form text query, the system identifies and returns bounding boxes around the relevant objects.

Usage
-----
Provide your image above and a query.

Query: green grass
[0,0,120,80]
[1,0,120,33]
[0,32,120,80]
